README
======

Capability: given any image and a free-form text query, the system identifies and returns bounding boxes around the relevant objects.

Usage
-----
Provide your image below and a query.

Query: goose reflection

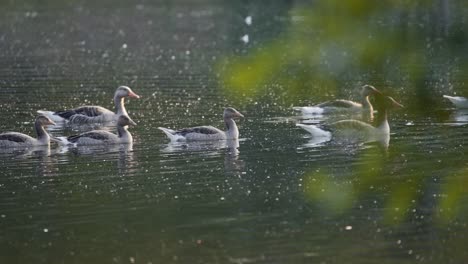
[116,143,136,174]
[0,144,51,158]
[161,138,241,155]
[223,139,246,177]
[0,145,60,177]
[57,142,137,174]
[446,109,468,126]
[301,133,390,150]
[161,138,245,176]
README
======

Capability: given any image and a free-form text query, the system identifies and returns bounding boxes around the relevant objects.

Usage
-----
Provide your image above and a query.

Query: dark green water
[1,1,468,263]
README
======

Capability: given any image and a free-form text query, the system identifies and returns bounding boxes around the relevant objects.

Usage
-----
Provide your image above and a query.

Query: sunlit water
[1,2,468,264]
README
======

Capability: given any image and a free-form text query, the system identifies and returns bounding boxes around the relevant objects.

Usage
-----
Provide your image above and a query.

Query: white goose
[443,95,468,108]
[293,84,382,118]
[0,115,56,148]
[158,107,244,142]
[297,94,403,146]
[38,86,140,124]
[54,115,136,146]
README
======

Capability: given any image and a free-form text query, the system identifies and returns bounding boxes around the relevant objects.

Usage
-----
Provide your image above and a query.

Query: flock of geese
[0,86,245,149]
[0,85,466,150]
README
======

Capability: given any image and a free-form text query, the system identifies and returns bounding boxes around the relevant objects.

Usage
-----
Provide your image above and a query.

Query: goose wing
[176,126,226,141]
[67,131,113,143]
[329,119,378,141]
[0,132,33,143]
[176,126,223,136]
[159,126,225,142]
[55,106,112,119]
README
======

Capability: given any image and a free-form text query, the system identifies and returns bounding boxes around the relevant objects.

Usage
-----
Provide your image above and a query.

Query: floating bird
[297,94,403,146]
[0,115,56,148]
[293,84,382,119]
[158,107,244,142]
[54,115,136,146]
[38,86,140,124]
[443,95,468,109]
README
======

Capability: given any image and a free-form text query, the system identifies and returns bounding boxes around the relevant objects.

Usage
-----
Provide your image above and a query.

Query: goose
[37,86,140,124]
[293,84,382,118]
[0,115,56,148]
[54,115,136,146]
[297,94,403,145]
[158,107,244,142]
[443,95,468,108]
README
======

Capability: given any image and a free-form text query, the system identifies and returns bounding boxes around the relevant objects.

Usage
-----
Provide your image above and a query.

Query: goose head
[361,84,382,97]
[224,107,244,119]
[375,95,404,111]
[115,86,140,99]
[36,115,56,127]
[117,115,137,127]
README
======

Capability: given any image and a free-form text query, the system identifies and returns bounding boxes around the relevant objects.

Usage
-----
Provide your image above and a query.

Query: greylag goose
[293,84,382,117]
[158,107,244,142]
[37,86,140,124]
[54,115,136,146]
[0,115,56,148]
[443,95,468,108]
[297,94,403,145]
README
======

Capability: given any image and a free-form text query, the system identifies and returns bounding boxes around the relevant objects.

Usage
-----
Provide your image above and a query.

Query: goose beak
[373,89,383,95]
[128,91,140,99]
[393,101,404,109]
[362,84,382,95]
[129,119,137,126]
[47,120,56,126]
[236,112,244,118]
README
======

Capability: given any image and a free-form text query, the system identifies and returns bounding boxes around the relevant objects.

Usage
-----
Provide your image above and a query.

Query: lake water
[1,1,468,263]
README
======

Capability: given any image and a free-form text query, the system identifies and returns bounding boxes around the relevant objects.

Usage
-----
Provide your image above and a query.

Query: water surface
[1,1,468,263]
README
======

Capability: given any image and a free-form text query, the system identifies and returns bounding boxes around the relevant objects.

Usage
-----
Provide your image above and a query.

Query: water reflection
[58,143,137,174]
[296,120,391,150]
[0,145,51,158]
[300,134,390,157]
[300,133,332,147]
[2,0,468,263]
[223,139,246,177]
[446,109,468,125]
[0,145,61,177]
[161,138,240,156]
[161,139,245,176]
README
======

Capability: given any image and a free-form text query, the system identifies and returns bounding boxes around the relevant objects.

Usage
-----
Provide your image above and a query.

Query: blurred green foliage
[218,0,468,228]
[301,143,468,227]
[218,0,468,110]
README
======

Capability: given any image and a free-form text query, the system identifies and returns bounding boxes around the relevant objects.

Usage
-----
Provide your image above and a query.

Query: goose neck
[375,109,390,133]
[114,96,127,116]
[224,117,239,139]
[35,122,50,145]
[362,96,374,121]
[117,125,132,143]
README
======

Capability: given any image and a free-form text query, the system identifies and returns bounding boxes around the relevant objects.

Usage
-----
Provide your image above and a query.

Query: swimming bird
[0,115,56,148]
[54,115,136,146]
[297,94,403,146]
[443,95,468,109]
[37,86,140,124]
[158,107,244,142]
[293,84,382,118]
